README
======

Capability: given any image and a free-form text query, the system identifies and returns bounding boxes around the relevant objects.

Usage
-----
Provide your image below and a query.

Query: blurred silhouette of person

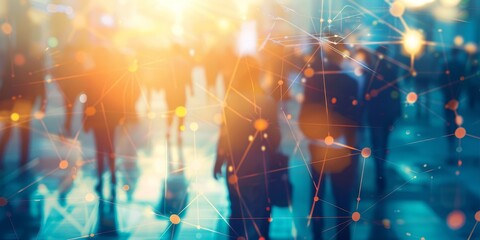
[96,200,119,237]
[413,47,439,120]
[52,44,88,137]
[299,36,361,240]
[214,56,281,239]
[0,47,46,170]
[466,52,480,109]
[365,46,402,194]
[440,48,465,165]
[83,46,139,195]
[157,144,188,240]
[163,44,193,145]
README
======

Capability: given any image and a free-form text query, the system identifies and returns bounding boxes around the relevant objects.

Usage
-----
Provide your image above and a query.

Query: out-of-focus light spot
[475,211,480,222]
[190,122,199,131]
[14,54,26,66]
[147,112,156,120]
[218,18,231,32]
[324,135,334,145]
[304,67,315,78]
[59,160,69,169]
[354,67,363,77]
[455,127,466,139]
[278,80,284,86]
[455,115,463,126]
[34,111,45,120]
[228,174,238,185]
[79,93,87,103]
[10,113,20,122]
[403,30,424,56]
[85,193,95,202]
[406,92,418,104]
[0,197,8,207]
[454,36,464,47]
[390,1,405,17]
[85,107,96,116]
[352,212,361,222]
[47,37,59,48]
[175,106,187,117]
[446,99,459,111]
[465,43,478,55]
[382,219,391,229]
[254,118,269,131]
[361,148,371,158]
[123,184,130,191]
[440,0,461,7]
[179,125,186,131]
[1,23,12,35]
[261,145,266,151]
[128,59,138,73]
[400,0,434,8]
[447,210,465,230]
[248,135,254,142]
[100,14,115,27]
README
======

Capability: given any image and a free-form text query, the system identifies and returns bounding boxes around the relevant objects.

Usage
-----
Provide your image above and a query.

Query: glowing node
[1,23,12,35]
[446,99,459,111]
[190,122,199,131]
[455,115,463,126]
[447,210,465,230]
[331,97,337,104]
[324,136,334,145]
[123,184,130,191]
[361,148,371,158]
[390,1,405,17]
[228,175,238,185]
[406,92,418,104]
[254,118,269,131]
[90,233,94,238]
[454,127,466,139]
[314,196,319,202]
[402,30,424,56]
[465,43,478,55]
[475,211,480,222]
[175,106,187,117]
[10,113,20,122]
[382,219,391,229]
[85,107,96,116]
[278,80,284,86]
[0,197,8,207]
[59,160,69,170]
[248,135,254,142]
[170,214,181,224]
[454,36,464,47]
[85,193,95,202]
[304,67,315,78]
[352,212,361,222]
[47,37,59,48]
[179,125,186,132]
[259,237,265,240]
[14,54,26,66]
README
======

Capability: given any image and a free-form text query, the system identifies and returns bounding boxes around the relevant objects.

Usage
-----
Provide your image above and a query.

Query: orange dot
[406,92,418,104]
[304,67,315,78]
[85,106,96,116]
[254,118,269,131]
[85,193,95,202]
[170,214,181,224]
[331,97,337,104]
[123,185,130,191]
[1,23,12,35]
[475,211,480,222]
[447,210,465,230]
[352,99,358,106]
[0,197,8,207]
[455,127,466,139]
[361,147,371,158]
[278,80,284,86]
[352,212,361,222]
[14,54,26,66]
[314,196,319,202]
[59,160,69,170]
[455,115,463,126]
[446,99,459,111]
[324,136,334,145]
[228,175,238,185]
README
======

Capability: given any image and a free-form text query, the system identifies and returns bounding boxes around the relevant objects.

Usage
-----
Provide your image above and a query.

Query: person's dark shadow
[96,199,119,239]
[157,144,189,239]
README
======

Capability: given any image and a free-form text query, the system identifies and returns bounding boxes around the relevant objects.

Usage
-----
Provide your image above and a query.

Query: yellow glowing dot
[128,59,138,73]
[454,36,464,47]
[254,118,269,131]
[85,193,95,202]
[261,145,266,151]
[455,127,466,139]
[175,106,187,117]
[10,113,20,122]
[263,133,268,139]
[228,166,234,172]
[190,122,199,131]
[406,92,418,104]
[465,43,478,54]
[59,160,69,170]
[123,185,130,191]
[85,106,96,116]
[304,67,315,78]
[1,23,12,35]
[248,135,254,142]
[403,30,424,55]
[325,136,334,145]
[390,1,405,17]
[352,212,361,222]
[179,125,186,131]
[361,148,371,158]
